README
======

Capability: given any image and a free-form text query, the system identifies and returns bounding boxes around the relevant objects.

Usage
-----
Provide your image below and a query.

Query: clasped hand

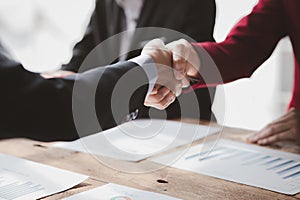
[142,39,200,110]
[42,38,200,110]
[143,39,300,146]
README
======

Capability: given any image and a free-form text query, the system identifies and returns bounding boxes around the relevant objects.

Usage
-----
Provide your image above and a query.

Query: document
[54,119,220,162]
[0,153,88,200]
[64,183,180,200]
[152,139,300,195]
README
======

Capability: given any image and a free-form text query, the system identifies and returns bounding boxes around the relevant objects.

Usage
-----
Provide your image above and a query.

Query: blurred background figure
[56,0,217,121]
[0,0,294,131]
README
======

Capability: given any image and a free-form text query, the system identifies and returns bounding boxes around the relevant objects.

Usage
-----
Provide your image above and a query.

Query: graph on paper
[0,171,44,200]
[152,139,300,195]
[0,153,88,200]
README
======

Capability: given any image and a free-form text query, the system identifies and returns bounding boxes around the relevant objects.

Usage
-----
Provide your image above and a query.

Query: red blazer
[193,0,300,109]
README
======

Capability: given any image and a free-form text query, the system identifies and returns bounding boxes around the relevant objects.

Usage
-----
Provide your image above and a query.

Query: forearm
[192,0,286,87]
[0,67,78,141]
[69,60,151,134]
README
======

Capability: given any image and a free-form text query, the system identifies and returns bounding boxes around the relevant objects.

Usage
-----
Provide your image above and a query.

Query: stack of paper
[55,119,220,161]
[0,153,88,200]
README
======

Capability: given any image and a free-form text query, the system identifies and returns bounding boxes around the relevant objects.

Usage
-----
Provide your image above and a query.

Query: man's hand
[247,108,300,145]
[166,39,201,87]
[41,70,76,79]
[141,39,182,110]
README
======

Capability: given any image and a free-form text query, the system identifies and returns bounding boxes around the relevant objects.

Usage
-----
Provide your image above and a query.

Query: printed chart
[153,139,300,195]
[0,172,44,200]
[0,153,88,200]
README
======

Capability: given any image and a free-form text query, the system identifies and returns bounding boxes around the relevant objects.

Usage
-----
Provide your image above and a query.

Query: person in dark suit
[0,39,181,142]
[54,0,217,121]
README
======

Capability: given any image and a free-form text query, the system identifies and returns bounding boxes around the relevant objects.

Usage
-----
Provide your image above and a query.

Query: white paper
[152,139,300,195]
[0,153,88,200]
[64,183,180,200]
[54,119,220,162]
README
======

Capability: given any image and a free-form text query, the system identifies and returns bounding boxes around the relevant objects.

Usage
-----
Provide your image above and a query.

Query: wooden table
[1,119,300,200]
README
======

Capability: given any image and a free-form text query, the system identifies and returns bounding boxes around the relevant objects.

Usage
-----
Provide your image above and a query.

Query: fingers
[144,72,181,110]
[149,85,159,95]
[144,87,176,110]
[172,45,188,80]
[167,39,189,80]
[247,108,300,145]
[175,81,183,97]
[41,70,76,79]
[166,39,200,82]
[180,76,191,88]
[154,60,183,99]
[256,131,293,145]
[247,122,290,143]
[145,86,170,103]
[142,38,201,110]
[164,77,182,97]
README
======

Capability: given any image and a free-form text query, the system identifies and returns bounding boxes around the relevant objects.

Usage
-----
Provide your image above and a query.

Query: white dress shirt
[115,0,144,61]
[115,0,157,98]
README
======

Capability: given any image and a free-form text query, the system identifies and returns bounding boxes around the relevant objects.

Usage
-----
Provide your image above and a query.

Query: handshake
[141,39,200,110]
[42,38,200,111]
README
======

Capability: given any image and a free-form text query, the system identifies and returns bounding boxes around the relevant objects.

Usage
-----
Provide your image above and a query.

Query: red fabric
[193,0,300,109]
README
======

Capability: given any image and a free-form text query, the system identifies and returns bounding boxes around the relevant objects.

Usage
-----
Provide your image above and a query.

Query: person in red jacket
[148,0,300,145]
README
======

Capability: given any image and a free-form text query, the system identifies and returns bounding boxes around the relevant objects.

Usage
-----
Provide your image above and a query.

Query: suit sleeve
[0,45,149,141]
[68,61,150,137]
[193,0,287,86]
[0,54,77,141]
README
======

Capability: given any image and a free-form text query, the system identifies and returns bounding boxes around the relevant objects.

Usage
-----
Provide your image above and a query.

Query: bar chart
[0,173,44,200]
[0,154,88,200]
[153,139,300,195]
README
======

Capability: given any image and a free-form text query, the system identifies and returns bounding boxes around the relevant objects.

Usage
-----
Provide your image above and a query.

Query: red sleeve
[193,0,287,87]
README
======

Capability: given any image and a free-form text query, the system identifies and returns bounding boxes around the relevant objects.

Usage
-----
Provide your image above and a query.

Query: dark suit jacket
[62,0,217,120]
[0,43,149,142]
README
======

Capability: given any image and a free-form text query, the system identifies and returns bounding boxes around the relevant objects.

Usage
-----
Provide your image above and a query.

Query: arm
[70,61,151,135]
[0,47,77,141]
[193,0,287,86]
[0,40,180,141]
[0,43,146,141]
[162,0,297,145]
[164,0,288,87]
[0,59,149,141]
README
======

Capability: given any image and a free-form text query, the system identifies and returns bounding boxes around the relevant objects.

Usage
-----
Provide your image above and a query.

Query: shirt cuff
[129,55,158,97]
